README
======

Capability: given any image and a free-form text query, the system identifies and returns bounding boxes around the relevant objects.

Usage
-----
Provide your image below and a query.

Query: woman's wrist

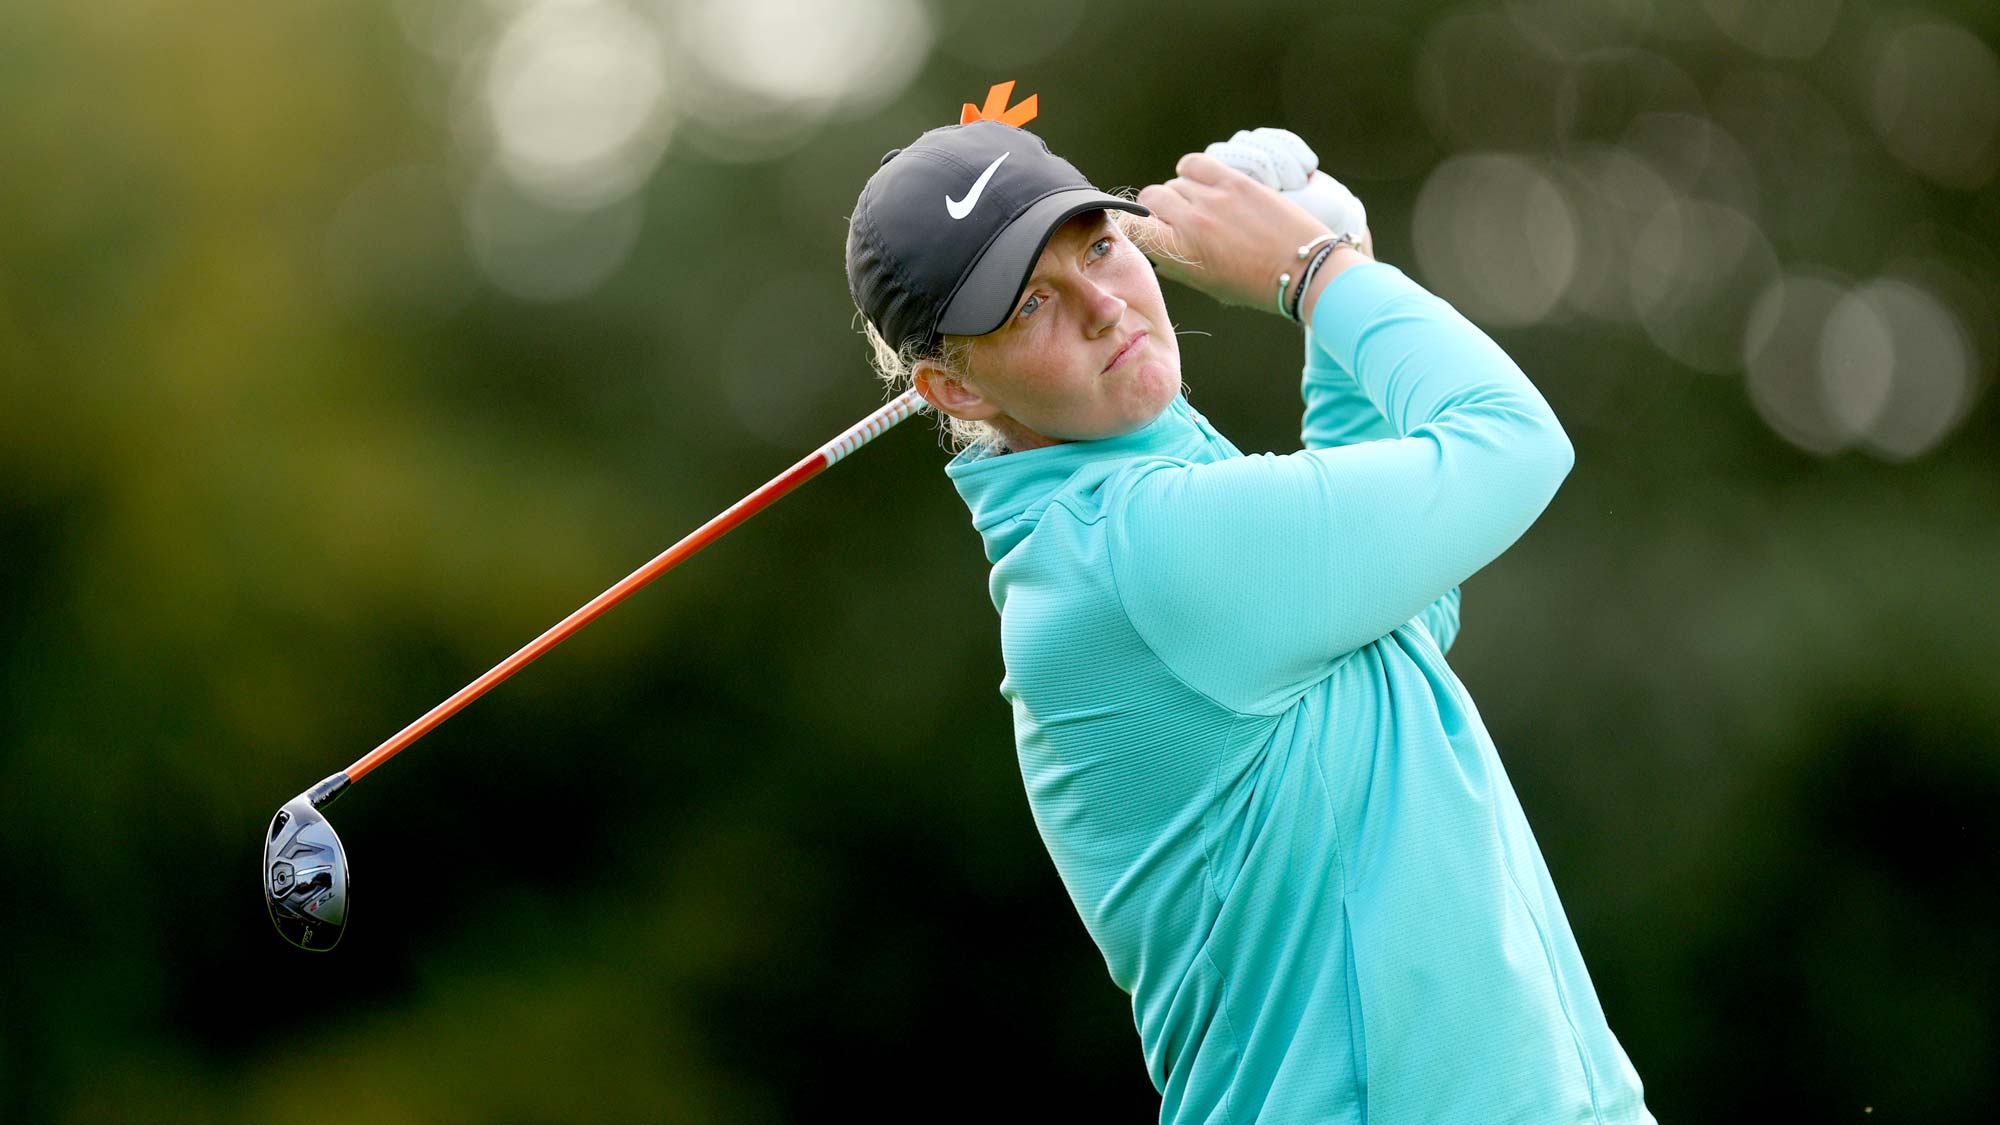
[1286,239,1343,322]
[1296,246,1370,328]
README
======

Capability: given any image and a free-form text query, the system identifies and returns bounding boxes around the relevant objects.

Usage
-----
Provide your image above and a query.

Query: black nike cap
[846,114,1149,355]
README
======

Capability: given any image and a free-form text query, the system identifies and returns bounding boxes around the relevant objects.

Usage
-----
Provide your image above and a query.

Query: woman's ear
[914,357,1001,422]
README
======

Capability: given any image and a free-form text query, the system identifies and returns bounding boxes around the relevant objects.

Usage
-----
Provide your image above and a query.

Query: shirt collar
[944,394,1238,563]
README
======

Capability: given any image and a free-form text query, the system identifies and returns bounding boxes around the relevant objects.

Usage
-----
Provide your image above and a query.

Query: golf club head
[264,795,349,951]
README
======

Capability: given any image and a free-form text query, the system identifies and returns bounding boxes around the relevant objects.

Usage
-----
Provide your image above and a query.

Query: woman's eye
[1018,294,1041,319]
[1091,237,1113,258]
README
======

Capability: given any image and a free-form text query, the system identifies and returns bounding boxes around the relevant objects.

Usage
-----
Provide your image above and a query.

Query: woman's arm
[1108,261,1562,714]
[1303,308,1398,447]
[1301,260,1465,661]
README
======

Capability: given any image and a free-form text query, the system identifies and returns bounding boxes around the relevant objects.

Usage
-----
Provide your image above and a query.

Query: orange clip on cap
[960,80,1039,127]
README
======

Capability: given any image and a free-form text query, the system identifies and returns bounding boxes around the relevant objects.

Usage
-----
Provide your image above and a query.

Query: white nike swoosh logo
[946,152,1009,219]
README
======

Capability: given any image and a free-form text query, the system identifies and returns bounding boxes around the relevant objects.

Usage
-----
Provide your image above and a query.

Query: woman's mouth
[1104,331,1147,373]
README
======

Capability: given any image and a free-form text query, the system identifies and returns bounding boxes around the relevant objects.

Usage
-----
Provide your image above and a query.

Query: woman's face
[921,210,1182,448]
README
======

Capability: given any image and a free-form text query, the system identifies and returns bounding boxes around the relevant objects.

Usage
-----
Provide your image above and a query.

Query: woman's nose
[1083,281,1126,335]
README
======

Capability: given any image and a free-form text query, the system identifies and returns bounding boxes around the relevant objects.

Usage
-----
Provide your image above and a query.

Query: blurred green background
[3,0,1996,1120]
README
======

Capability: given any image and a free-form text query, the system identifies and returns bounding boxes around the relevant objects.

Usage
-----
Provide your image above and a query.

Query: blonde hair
[856,201,1176,455]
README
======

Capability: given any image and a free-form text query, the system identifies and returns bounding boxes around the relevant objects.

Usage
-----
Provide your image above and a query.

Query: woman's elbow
[1515,412,1574,500]
[1544,420,1576,482]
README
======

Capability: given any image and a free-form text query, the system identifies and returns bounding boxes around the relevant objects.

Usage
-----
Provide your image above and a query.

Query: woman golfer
[846,89,1654,1123]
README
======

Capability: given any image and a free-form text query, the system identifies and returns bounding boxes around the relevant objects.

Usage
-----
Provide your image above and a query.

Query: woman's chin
[1110,372,1180,436]
[1133,358,1181,410]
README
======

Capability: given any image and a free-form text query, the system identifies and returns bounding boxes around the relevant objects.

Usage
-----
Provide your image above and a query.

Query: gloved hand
[1203,128,1369,249]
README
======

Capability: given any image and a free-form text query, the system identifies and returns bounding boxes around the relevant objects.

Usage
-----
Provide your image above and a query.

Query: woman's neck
[987,415,1068,453]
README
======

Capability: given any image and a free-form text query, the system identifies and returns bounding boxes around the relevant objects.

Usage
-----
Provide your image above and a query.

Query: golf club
[263,389,929,950]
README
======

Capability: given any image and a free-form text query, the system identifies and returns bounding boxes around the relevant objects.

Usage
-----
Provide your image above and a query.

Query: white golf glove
[1203,128,1368,243]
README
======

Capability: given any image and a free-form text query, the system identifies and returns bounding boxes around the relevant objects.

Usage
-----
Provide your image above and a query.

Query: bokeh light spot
[683,0,927,105]
[671,0,932,161]
[1553,145,1676,323]
[1818,290,1896,443]
[1629,200,1778,373]
[1744,271,1852,455]
[1503,0,1656,57]
[484,0,674,209]
[1413,154,1577,326]
[1821,279,1976,460]
[1700,0,1842,60]
[1869,20,2000,190]
[392,0,489,63]
[1620,111,1760,215]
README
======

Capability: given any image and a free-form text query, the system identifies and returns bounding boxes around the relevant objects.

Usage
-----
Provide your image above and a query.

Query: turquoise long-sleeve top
[945,262,1653,1123]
